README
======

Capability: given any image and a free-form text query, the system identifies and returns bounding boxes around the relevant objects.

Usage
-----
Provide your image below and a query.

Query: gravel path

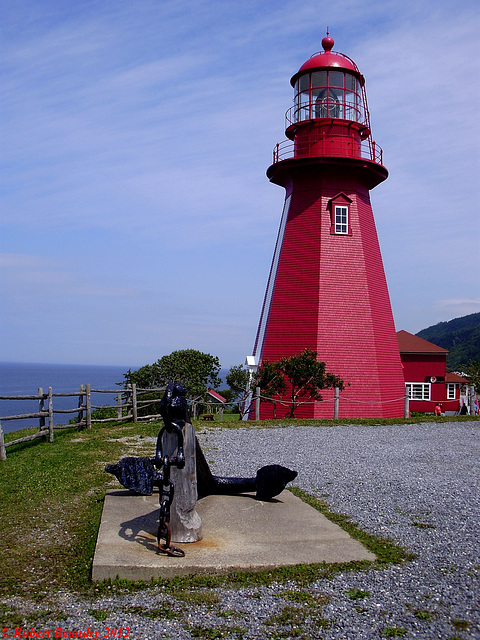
[3,422,479,639]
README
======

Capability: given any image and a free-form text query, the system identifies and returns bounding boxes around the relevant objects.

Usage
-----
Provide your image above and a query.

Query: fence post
[116,393,122,420]
[469,384,475,416]
[255,387,260,421]
[404,390,409,418]
[334,386,340,420]
[0,422,6,461]
[78,385,85,425]
[38,387,45,430]
[48,387,54,442]
[86,384,92,429]
[131,383,137,423]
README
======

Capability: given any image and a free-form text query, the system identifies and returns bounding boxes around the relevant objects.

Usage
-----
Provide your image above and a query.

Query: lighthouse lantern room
[250,35,405,419]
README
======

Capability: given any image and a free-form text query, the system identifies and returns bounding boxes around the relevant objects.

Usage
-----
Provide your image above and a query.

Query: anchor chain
[154,421,186,557]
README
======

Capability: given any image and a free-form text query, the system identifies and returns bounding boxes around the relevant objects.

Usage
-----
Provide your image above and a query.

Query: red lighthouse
[251,35,405,418]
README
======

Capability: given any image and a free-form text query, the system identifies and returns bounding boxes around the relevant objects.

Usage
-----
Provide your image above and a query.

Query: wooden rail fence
[0,384,165,460]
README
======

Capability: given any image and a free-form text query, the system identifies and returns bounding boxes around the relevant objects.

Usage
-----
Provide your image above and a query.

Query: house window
[406,383,431,400]
[447,384,456,400]
[334,205,349,234]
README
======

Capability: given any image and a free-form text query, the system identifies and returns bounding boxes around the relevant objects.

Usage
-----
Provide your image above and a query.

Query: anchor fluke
[255,464,298,500]
[105,457,159,496]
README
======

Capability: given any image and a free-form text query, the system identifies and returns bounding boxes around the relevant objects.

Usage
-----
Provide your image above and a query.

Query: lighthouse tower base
[254,162,405,420]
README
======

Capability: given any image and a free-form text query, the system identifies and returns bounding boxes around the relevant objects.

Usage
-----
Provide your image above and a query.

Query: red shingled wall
[257,164,405,419]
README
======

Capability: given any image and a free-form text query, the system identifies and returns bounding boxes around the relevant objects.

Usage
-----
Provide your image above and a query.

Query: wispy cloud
[0,253,143,299]
[435,299,480,315]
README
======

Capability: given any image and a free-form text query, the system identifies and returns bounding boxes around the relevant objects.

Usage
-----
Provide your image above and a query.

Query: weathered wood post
[116,393,122,420]
[0,422,6,461]
[38,387,45,430]
[86,384,92,429]
[334,386,340,420]
[131,383,138,423]
[78,385,85,426]
[48,387,54,442]
[404,390,410,419]
[162,421,202,542]
[469,384,475,416]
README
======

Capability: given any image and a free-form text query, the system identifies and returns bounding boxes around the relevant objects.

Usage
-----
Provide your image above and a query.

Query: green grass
[263,602,332,635]
[382,627,408,637]
[451,618,469,630]
[347,588,371,600]
[188,624,246,639]
[0,422,137,596]
[127,603,178,619]
[171,589,220,605]
[88,608,110,621]
[281,590,331,606]
[414,609,432,620]
[411,521,436,529]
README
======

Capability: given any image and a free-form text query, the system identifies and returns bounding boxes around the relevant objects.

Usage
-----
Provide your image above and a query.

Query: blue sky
[1,0,479,369]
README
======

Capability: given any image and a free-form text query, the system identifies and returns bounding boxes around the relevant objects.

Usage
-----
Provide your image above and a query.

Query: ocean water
[0,363,231,434]
[0,362,130,434]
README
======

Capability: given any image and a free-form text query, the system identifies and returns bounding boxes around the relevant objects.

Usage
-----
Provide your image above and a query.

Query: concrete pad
[92,490,375,581]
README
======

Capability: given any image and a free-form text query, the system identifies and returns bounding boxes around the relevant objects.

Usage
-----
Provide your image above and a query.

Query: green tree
[217,388,235,404]
[124,362,163,388]
[226,364,261,418]
[226,364,249,417]
[254,360,287,419]
[459,360,480,393]
[257,349,344,418]
[125,349,221,407]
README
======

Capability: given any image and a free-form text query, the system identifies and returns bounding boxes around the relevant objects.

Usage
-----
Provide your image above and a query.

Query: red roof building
[397,330,469,414]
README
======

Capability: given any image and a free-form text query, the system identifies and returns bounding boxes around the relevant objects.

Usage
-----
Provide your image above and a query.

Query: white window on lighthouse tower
[334,205,349,234]
[328,193,352,236]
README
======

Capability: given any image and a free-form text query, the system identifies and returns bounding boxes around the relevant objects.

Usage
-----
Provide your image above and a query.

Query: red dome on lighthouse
[290,35,363,86]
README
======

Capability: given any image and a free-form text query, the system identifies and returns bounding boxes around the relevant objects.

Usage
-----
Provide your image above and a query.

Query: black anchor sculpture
[105,451,297,500]
[106,382,297,501]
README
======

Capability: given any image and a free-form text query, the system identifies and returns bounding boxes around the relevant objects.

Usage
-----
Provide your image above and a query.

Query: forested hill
[416,312,480,371]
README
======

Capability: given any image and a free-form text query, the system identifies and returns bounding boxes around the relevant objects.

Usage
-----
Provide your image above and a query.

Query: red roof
[397,330,449,354]
[290,36,363,87]
[207,389,226,403]
[445,372,469,384]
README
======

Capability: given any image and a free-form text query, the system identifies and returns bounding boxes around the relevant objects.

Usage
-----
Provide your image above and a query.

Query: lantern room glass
[294,70,362,123]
